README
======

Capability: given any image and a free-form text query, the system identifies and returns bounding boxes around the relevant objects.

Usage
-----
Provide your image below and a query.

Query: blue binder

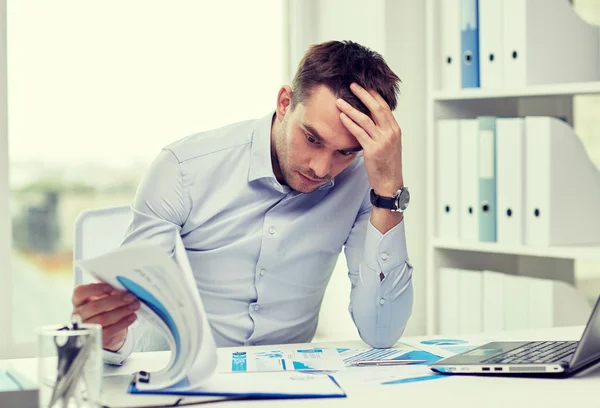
[461,0,480,88]
[478,116,496,242]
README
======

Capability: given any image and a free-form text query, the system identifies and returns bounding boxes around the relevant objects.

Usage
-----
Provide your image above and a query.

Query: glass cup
[37,322,102,408]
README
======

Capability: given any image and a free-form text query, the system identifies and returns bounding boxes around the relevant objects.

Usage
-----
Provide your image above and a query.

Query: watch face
[396,188,410,211]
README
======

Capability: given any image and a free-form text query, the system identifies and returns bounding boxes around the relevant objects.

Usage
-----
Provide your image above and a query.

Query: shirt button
[379,298,386,305]
[254,305,260,311]
[381,252,389,260]
[260,269,266,276]
[268,227,276,235]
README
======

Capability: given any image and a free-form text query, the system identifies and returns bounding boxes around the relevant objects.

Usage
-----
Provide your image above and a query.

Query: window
[2,0,285,358]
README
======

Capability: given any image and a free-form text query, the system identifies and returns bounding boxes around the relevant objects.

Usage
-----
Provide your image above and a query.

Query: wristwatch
[370,187,410,213]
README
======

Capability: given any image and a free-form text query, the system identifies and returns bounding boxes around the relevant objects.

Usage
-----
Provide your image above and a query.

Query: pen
[349,359,428,366]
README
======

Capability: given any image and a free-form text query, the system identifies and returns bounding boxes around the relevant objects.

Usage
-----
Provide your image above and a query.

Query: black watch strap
[370,189,397,210]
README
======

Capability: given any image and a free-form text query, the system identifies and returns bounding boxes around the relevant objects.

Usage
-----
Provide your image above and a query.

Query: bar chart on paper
[219,347,346,373]
[338,346,442,366]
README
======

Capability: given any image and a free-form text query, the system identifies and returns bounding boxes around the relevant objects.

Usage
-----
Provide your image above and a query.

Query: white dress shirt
[104,112,413,364]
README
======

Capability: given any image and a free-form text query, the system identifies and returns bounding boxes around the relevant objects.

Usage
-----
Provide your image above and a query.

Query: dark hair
[290,40,401,116]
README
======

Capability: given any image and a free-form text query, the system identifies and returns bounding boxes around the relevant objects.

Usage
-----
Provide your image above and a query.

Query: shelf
[432,239,600,260]
[433,81,600,101]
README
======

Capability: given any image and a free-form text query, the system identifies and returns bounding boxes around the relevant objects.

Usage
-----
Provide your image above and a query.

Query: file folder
[458,119,479,242]
[482,270,504,333]
[458,269,483,333]
[440,0,461,90]
[478,0,503,88]
[460,0,480,88]
[129,371,346,399]
[436,120,460,239]
[439,267,460,335]
[524,116,600,246]
[502,0,600,87]
[503,274,529,330]
[478,116,496,243]
[496,118,525,245]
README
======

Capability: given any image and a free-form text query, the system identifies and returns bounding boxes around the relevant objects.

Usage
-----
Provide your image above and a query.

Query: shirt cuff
[362,219,409,276]
[102,327,134,366]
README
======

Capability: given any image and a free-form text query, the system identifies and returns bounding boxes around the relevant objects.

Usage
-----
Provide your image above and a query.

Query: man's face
[273,85,362,194]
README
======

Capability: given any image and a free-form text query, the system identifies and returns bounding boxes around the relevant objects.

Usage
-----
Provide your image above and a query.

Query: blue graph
[292,361,313,370]
[420,339,468,346]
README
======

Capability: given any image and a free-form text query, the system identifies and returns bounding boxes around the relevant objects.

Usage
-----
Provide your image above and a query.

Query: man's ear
[275,85,293,122]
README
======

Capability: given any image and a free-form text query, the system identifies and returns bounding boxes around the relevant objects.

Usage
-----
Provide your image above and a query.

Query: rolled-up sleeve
[344,192,413,348]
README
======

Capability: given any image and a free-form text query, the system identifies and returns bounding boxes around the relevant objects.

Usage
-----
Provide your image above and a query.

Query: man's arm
[103,148,188,363]
[344,191,413,348]
[337,82,412,348]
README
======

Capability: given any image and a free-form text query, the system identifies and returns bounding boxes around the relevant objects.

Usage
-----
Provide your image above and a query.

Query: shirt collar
[248,111,335,191]
[248,111,278,183]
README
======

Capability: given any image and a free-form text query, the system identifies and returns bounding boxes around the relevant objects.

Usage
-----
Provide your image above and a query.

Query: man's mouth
[298,172,324,184]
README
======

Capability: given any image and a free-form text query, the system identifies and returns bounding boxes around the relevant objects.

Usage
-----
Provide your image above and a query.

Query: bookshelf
[434,81,600,101]
[424,0,600,335]
[432,240,600,261]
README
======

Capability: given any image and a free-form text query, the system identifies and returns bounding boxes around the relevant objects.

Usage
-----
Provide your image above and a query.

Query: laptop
[429,295,600,377]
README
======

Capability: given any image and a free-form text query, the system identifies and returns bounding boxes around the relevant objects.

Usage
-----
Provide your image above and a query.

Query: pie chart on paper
[420,339,468,346]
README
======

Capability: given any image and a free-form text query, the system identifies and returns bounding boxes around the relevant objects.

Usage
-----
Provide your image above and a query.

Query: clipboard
[128,370,347,400]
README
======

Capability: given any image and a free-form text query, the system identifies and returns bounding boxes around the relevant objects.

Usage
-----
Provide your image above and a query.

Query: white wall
[289,0,428,340]
[0,0,12,356]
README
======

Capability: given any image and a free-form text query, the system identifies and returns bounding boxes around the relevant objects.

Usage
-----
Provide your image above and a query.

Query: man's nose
[309,152,332,179]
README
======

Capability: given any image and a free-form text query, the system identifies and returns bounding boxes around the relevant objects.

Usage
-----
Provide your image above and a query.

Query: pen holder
[37,322,102,408]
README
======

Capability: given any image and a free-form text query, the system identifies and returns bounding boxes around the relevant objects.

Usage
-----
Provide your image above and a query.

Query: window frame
[0,0,295,359]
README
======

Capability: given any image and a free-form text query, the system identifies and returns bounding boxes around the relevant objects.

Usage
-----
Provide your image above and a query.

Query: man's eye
[339,150,355,157]
[306,135,318,144]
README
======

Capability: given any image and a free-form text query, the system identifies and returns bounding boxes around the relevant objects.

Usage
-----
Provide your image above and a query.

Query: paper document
[218,347,345,373]
[333,365,445,388]
[403,338,485,358]
[75,236,218,392]
[338,344,441,366]
[130,372,345,398]
[76,237,346,399]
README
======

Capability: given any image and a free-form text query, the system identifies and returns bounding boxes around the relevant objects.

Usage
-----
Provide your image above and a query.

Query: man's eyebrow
[302,124,325,142]
[301,123,362,152]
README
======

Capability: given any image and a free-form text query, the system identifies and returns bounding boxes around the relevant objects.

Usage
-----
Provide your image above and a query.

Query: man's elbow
[358,320,409,349]
[358,285,414,348]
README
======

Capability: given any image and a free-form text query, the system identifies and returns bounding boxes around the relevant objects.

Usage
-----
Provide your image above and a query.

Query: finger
[103,315,137,345]
[349,83,390,127]
[367,88,391,111]
[75,292,138,321]
[340,112,373,148]
[72,283,114,307]
[336,98,378,138]
[83,300,140,328]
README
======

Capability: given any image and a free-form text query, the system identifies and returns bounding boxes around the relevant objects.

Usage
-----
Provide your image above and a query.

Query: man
[71,40,413,364]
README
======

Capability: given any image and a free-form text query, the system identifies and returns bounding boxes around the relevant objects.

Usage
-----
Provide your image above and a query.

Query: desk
[2,326,598,407]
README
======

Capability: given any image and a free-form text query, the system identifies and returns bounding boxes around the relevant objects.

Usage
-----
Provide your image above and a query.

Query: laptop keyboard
[482,341,579,365]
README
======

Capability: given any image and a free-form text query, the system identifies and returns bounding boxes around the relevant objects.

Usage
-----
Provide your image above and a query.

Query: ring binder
[131,371,151,385]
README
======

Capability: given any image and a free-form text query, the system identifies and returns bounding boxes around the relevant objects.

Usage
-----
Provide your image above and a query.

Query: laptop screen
[570,296,600,371]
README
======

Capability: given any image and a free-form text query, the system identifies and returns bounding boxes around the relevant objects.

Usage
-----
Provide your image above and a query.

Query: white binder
[496,118,525,245]
[479,0,503,88]
[439,267,460,335]
[458,269,483,333]
[527,276,554,330]
[502,0,600,88]
[503,274,530,331]
[482,270,505,333]
[436,120,460,240]
[458,119,479,242]
[524,117,600,246]
[439,0,461,90]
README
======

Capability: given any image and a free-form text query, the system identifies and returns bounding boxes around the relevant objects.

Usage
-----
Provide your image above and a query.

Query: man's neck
[270,115,286,185]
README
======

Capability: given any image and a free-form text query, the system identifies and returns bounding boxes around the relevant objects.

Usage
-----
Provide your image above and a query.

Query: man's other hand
[71,283,140,351]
